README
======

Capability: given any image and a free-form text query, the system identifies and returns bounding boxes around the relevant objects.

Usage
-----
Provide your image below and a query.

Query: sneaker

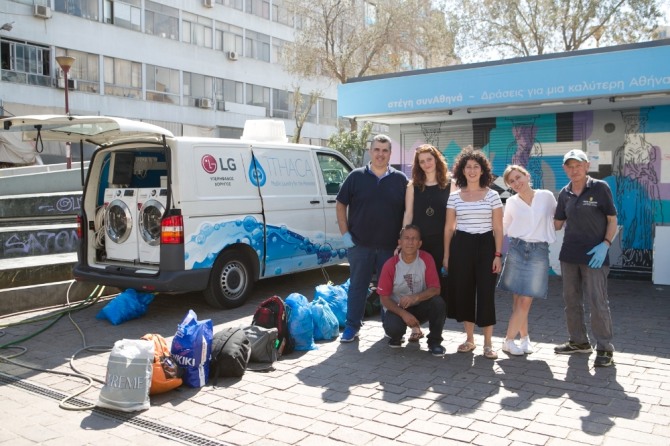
[520,336,533,354]
[340,327,359,343]
[554,341,592,354]
[428,344,446,357]
[388,338,403,348]
[502,339,524,356]
[594,350,614,367]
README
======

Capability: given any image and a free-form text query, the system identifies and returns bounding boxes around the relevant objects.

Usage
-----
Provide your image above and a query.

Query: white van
[1,115,353,308]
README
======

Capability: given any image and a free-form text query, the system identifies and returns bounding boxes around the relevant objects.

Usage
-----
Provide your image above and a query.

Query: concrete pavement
[1,265,669,445]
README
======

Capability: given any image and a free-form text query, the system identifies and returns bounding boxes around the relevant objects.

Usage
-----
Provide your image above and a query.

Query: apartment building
[0,0,339,163]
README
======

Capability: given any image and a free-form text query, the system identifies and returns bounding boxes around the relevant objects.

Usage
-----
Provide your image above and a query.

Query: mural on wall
[612,110,663,269]
[506,116,544,190]
[400,105,670,275]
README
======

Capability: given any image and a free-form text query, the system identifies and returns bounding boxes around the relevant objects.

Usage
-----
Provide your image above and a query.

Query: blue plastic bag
[285,293,316,351]
[314,282,348,328]
[96,289,154,325]
[310,297,339,341]
[170,310,213,388]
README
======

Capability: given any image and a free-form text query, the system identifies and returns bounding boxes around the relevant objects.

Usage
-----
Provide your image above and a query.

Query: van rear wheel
[204,250,254,309]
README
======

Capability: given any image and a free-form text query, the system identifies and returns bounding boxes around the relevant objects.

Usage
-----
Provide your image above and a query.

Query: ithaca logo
[249,155,267,187]
[173,354,196,367]
[201,154,237,174]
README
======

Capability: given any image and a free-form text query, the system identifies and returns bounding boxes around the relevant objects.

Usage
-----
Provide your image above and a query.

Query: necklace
[425,185,436,217]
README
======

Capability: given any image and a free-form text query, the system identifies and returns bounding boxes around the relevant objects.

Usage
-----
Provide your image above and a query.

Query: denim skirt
[497,237,550,299]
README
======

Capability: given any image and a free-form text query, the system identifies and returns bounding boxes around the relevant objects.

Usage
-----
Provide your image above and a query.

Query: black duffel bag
[209,327,251,384]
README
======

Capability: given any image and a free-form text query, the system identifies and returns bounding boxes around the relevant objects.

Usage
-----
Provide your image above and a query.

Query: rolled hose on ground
[0,283,116,411]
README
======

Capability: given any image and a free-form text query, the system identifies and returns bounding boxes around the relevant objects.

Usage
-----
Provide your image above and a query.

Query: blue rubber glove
[587,242,609,268]
[342,231,355,248]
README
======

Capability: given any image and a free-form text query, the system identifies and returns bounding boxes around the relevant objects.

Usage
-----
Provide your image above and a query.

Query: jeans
[346,245,395,330]
[560,261,614,352]
[382,297,446,345]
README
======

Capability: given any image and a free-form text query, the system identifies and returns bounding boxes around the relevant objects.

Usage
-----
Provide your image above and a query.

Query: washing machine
[137,187,167,264]
[104,188,139,262]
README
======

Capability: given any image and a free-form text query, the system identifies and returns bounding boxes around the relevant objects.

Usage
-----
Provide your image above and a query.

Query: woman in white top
[443,147,503,360]
[498,165,557,356]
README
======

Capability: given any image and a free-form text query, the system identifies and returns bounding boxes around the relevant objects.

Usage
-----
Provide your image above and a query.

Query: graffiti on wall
[1,229,79,258]
[401,105,670,274]
[38,195,83,215]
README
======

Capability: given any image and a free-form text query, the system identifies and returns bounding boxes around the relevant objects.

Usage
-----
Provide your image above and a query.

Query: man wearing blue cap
[554,149,618,367]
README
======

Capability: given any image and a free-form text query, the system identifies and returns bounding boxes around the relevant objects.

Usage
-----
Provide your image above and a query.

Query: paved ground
[1,264,669,445]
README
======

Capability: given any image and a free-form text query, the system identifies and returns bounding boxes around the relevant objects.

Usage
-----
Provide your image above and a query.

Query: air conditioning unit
[34,5,53,19]
[227,51,238,61]
[196,98,213,109]
[203,0,214,7]
[57,78,77,89]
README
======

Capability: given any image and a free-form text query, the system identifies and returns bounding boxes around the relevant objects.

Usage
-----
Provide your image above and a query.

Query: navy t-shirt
[336,165,408,250]
[555,177,617,265]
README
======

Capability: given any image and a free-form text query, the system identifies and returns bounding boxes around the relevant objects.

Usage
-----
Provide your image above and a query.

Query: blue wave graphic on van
[185,216,347,275]
[249,156,266,187]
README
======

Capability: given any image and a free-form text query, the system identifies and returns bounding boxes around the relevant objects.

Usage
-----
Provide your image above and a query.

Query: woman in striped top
[443,147,503,359]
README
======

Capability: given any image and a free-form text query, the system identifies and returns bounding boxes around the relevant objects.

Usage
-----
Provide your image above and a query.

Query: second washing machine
[137,187,168,264]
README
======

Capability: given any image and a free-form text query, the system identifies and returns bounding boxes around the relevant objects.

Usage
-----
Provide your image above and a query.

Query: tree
[328,121,373,167]
[282,0,457,129]
[291,85,321,143]
[448,0,663,62]
[286,0,458,79]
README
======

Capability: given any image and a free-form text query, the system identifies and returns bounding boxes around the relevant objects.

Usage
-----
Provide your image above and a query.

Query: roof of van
[0,115,342,155]
[0,115,174,145]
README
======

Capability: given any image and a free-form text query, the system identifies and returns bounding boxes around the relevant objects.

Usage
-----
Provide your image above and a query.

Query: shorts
[497,237,550,299]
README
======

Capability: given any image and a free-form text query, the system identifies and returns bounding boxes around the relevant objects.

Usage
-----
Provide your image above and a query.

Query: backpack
[243,325,279,364]
[364,287,381,317]
[252,295,295,356]
[209,327,252,384]
[140,333,183,395]
[242,325,279,372]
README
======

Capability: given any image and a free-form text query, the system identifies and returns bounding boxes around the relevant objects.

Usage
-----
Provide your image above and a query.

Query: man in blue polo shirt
[336,134,408,343]
[554,149,618,367]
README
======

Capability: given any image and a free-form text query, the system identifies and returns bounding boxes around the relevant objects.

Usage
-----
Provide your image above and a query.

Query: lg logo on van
[201,155,237,173]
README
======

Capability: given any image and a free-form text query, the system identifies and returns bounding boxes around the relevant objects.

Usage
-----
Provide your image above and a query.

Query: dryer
[104,188,139,262]
[137,187,167,264]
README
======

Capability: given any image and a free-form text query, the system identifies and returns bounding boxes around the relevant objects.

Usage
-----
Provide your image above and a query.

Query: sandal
[483,346,498,360]
[408,331,424,342]
[457,341,476,353]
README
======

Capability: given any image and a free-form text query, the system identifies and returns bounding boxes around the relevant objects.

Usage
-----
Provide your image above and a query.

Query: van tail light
[161,214,184,244]
[76,214,83,239]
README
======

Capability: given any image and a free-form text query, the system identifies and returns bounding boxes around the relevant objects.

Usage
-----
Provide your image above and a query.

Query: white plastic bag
[97,339,154,412]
